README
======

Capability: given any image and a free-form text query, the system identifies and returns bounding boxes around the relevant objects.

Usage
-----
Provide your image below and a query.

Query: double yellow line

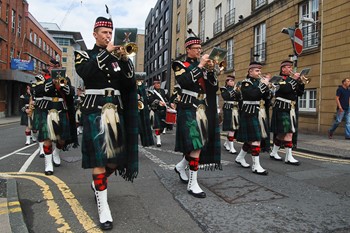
[0,172,102,233]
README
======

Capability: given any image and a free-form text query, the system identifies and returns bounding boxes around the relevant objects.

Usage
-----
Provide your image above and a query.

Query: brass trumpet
[290,70,311,84]
[205,59,226,72]
[138,100,144,110]
[112,42,138,58]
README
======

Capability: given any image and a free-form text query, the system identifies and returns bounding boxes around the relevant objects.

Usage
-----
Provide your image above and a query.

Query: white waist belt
[182,89,198,98]
[224,101,239,105]
[276,97,292,103]
[243,101,259,105]
[43,96,64,102]
[85,88,121,96]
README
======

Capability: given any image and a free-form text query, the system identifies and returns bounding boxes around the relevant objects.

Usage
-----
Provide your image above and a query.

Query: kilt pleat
[236,112,262,142]
[81,112,127,168]
[175,107,203,154]
[37,110,71,142]
[271,108,293,134]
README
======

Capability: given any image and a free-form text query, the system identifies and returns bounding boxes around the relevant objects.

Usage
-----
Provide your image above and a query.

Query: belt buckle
[198,94,205,100]
[105,90,114,97]
[291,101,296,109]
[52,97,59,102]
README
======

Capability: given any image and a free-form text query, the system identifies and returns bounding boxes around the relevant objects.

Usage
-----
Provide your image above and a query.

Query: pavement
[0,116,349,232]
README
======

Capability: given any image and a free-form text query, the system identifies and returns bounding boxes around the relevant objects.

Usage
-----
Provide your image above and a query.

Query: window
[18,15,21,37]
[0,1,2,18]
[43,41,46,50]
[299,89,317,112]
[34,33,37,45]
[255,0,266,9]
[29,30,33,42]
[213,4,222,35]
[11,9,15,33]
[163,50,168,65]
[158,55,162,68]
[187,0,193,24]
[10,47,14,59]
[253,22,266,62]
[225,0,235,28]
[164,9,169,23]
[164,29,168,43]
[199,4,205,41]
[63,47,68,53]
[299,0,319,49]
[226,39,234,70]
[38,37,42,48]
[62,57,67,63]
[176,13,180,32]
[6,4,9,23]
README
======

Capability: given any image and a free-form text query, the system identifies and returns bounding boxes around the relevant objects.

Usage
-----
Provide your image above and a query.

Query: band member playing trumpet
[220,75,241,154]
[19,84,34,145]
[235,61,270,175]
[74,15,138,230]
[172,36,221,198]
[137,75,154,147]
[269,60,304,165]
[148,78,168,147]
[36,59,76,176]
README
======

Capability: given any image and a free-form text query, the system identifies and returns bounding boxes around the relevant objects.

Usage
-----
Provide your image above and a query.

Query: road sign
[293,28,303,55]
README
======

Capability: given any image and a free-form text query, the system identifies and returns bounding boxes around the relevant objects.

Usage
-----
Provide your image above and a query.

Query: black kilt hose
[236,77,270,143]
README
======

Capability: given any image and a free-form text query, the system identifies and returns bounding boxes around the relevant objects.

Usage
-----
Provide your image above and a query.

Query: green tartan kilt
[175,107,203,154]
[222,108,238,131]
[37,110,71,142]
[236,112,262,142]
[32,108,42,131]
[152,109,166,129]
[81,111,127,168]
[138,108,154,147]
[271,108,293,134]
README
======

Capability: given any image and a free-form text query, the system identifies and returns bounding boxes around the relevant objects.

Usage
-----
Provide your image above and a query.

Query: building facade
[144,0,173,91]
[41,22,87,89]
[145,0,350,136]
[0,0,62,117]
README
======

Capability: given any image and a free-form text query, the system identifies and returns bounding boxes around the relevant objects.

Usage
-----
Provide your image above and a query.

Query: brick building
[0,0,62,117]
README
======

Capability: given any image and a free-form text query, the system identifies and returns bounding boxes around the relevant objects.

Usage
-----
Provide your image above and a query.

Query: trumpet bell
[138,100,144,110]
[219,60,227,71]
[59,77,68,87]
[300,75,311,84]
[125,42,138,57]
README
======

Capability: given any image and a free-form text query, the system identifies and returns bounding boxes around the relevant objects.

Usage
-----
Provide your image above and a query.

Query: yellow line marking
[0,174,72,233]
[220,136,350,164]
[1,172,102,233]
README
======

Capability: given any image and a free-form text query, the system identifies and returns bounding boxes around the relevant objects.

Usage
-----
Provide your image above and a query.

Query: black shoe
[45,171,53,176]
[39,153,45,158]
[53,162,60,167]
[345,137,350,140]
[252,170,268,175]
[157,143,161,147]
[269,156,282,161]
[100,221,113,230]
[285,161,301,166]
[174,167,188,184]
[188,190,206,198]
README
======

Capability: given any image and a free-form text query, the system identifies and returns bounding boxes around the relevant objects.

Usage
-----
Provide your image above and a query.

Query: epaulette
[220,86,227,92]
[74,50,89,65]
[172,60,187,77]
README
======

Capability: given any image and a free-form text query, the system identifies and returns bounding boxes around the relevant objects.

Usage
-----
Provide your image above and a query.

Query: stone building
[153,0,349,135]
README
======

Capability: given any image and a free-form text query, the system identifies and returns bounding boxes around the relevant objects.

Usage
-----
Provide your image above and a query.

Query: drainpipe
[318,0,324,133]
